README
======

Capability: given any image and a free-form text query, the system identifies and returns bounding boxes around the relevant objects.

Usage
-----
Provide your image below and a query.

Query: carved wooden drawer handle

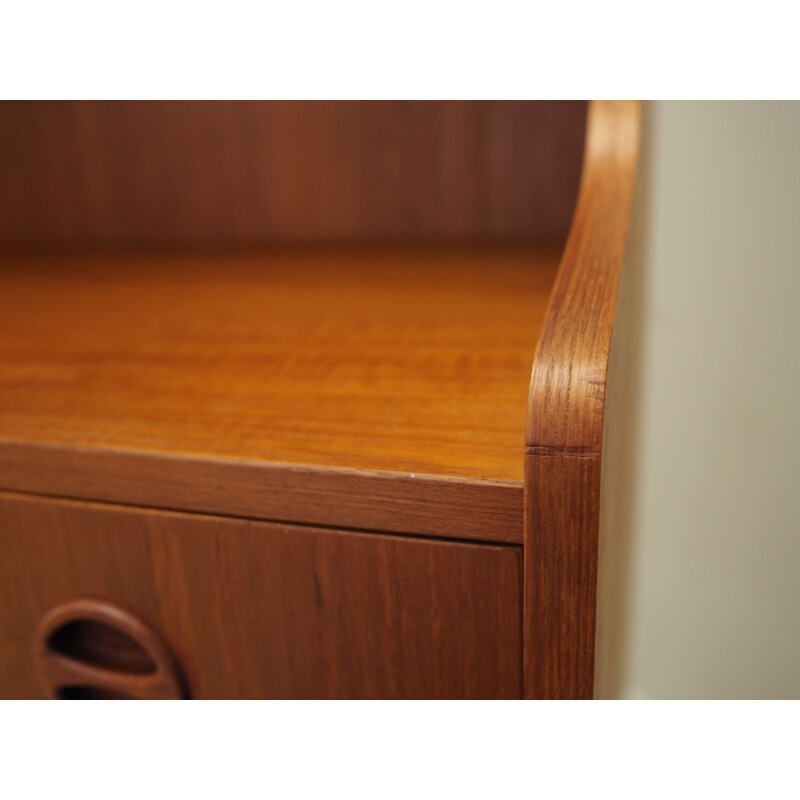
[34,599,186,699]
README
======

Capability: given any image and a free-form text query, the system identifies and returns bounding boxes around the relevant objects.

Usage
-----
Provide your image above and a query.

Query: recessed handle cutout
[57,685,135,700]
[47,619,157,675]
[35,599,186,700]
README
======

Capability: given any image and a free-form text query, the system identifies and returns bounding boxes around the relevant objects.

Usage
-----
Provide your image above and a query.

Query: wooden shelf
[0,244,560,480]
[0,243,560,542]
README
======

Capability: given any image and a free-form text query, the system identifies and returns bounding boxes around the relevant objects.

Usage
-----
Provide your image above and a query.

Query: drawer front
[0,492,521,699]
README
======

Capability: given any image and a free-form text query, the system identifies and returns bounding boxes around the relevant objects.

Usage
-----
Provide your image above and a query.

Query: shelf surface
[0,245,560,484]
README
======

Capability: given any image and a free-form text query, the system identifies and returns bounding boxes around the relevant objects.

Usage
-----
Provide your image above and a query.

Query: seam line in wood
[525,445,600,459]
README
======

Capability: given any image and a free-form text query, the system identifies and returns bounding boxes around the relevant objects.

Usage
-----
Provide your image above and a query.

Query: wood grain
[0,491,522,699]
[0,245,559,541]
[0,439,523,543]
[0,99,644,701]
[0,101,586,249]
[523,101,641,698]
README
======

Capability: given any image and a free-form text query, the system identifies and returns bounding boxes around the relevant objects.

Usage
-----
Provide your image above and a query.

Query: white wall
[622,102,800,698]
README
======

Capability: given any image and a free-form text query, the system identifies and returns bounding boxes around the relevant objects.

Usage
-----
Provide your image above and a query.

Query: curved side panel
[524,101,641,699]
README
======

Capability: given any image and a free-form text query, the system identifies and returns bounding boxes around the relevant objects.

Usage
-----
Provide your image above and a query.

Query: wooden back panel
[0,101,586,249]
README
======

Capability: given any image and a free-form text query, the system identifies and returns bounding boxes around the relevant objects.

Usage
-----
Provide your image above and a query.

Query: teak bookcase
[0,100,640,699]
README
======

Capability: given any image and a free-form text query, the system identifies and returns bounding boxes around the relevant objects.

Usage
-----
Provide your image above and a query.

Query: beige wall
[619,101,800,698]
